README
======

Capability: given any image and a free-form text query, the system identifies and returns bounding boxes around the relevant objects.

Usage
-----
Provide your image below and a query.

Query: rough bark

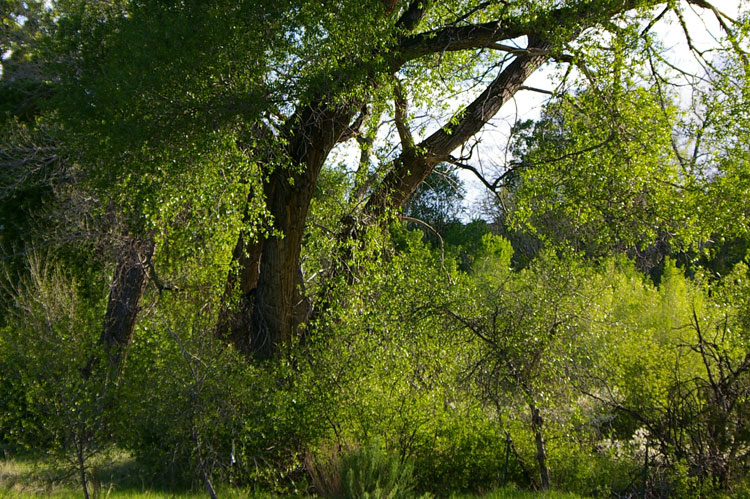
[220,103,353,357]
[218,2,431,357]
[99,238,155,371]
[366,41,552,216]
[216,232,264,356]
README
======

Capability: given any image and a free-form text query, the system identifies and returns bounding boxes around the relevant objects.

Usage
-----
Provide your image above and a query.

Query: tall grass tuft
[307,441,417,499]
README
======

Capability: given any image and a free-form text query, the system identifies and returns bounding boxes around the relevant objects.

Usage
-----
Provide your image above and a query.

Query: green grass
[1,452,583,498]
[450,487,583,499]
[0,451,275,498]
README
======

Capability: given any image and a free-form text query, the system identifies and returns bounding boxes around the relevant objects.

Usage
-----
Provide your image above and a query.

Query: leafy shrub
[0,254,109,496]
[307,440,416,499]
[411,407,510,493]
[113,296,326,493]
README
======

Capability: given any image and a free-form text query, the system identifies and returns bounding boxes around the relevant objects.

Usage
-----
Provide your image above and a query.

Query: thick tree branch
[398,0,644,63]
[399,20,523,61]
[393,80,416,157]
[421,44,550,156]
[396,0,431,31]
[365,0,659,216]
[366,43,551,214]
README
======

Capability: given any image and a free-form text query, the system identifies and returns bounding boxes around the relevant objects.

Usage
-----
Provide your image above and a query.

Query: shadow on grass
[0,449,242,498]
[2,450,580,499]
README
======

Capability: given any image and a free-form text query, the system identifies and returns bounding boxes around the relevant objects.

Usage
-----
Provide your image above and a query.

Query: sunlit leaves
[511,86,701,255]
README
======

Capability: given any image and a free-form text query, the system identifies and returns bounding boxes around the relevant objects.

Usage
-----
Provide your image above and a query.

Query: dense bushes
[2,232,750,497]
[0,256,109,495]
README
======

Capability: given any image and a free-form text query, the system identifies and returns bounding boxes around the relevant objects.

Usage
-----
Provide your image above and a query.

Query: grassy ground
[0,452,268,498]
[448,488,583,499]
[0,452,582,498]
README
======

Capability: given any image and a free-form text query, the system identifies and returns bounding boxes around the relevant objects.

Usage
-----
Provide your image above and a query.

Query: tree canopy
[2,1,750,495]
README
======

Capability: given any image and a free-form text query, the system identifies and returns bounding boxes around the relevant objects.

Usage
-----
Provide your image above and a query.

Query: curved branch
[366,46,551,214]
[398,0,644,64]
[393,79,416,156]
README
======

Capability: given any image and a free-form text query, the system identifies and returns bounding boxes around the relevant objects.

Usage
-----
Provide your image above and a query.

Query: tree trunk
[216,232,264,357]
[224,47,553,358]
[530,403,551,491]
[219,104,350,357]
[99,238,155,371]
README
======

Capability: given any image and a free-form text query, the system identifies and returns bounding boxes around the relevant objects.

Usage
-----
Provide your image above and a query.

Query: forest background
[2,0,750,497]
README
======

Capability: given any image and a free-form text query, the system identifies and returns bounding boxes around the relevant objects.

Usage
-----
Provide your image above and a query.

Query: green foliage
[339,442,416,499]
[511,87,699,256]
[411,407,510,493]
[586,258,750,495]
[114,298,324,492]
[0,254,109,495]
[305,226,515,494]
[404,165,465,233]
[440,220,494,271]
[3,1,750,497]
[695,48,750,241]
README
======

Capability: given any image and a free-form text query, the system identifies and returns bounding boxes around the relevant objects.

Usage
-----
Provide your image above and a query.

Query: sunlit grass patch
[0,451,282,498]
[1,451,583,498]
[451,485,584,499]
[0,453,72,496]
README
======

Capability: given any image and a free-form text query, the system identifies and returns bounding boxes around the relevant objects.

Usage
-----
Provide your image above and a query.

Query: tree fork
[218,0,666,358]
[220,102,356,357]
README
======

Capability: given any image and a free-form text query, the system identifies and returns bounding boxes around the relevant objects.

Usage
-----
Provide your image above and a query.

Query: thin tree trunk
[530,403,550,491]
[99,238,155,371]
[77,441,90,499]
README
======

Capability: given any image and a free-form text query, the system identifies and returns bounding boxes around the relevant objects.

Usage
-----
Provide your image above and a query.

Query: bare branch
[687,0,740,26]
[337,105,371,143]
[448,1,493,27]
[519,85,555,96]
[398,215,451,281]
[640,5,670,38]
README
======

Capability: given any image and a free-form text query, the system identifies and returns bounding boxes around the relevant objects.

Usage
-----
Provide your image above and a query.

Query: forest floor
[0,452,583,498]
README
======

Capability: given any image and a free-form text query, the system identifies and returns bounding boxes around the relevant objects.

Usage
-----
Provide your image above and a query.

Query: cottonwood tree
[11,0,746,362]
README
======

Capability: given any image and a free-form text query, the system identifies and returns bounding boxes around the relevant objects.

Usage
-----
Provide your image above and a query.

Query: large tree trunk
[222,46,555,359]
[217,0,649,358]
[243,169,316,357]
[216,230,264,357]
[219,104,352,357]
[216,3,434,357]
